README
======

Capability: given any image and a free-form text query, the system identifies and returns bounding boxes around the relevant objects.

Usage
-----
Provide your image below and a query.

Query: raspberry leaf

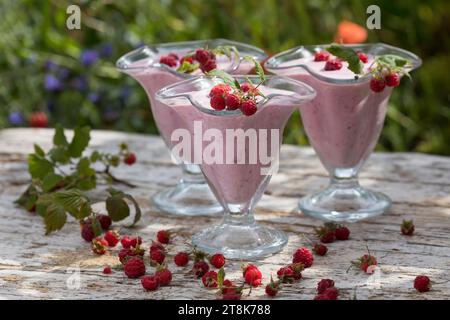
[326,44,363,74]
[176,61,199,73]
[243,56,267,84]
[206,69,236,88]
[28,153,54,180]
[217,267,225,289]
[68,126,90,158]
[53,124,69,146]
[107,188,141,227]
[44,203,67,235]
[212,45,239,60]
[42,173,64,192]
[106,195,130,222]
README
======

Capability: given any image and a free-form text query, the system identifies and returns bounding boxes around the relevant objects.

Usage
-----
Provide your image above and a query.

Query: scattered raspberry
[81,221,96,242]
[155,266,172,286]
[225,93,242,110]
[195,49,211,65]
[290,263,304,280]
[159,55,177,67]
[314,294,332,300]
[221,279,236,295]
[118,247,145,264]
[29,112,48,128]
[335,225,350,240]
[124,152,137,165]
[315,225,336,244]
[314,51,330,62]
[209,84,232,98]
[103,266,112,274]
[193,261,210,278]
[243,264,262,287]
[210,253,226,269]
[141,275,159,291]
[370,77,386,92]
[200,59,217,73]
[357,51,369,63]
[401,219,415,236]
[91,237,108,255]
[353,252,378,274]
[414,275,431,293]
[202,271,218,288]
[324,58,343,71]
[96,214,112,230]
[240,99,257,116]
[323,287,339,300]
[313,243,328,256]
[124,257,146,278]
[150,241,166,253]
[121,235,142,248]
[385,73,401,87]
[292,247,314,268]
[150,249,166,265]
[104,230,120,247]
[156,230,170,244]
[210,95,226,110]
[317,279,335,294]
[265,277,281,297]
[174,252,189,267]
[277,266,296,283]
[222,292,242,300]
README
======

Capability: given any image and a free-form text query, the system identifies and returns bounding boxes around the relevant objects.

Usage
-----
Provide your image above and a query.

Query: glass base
[298,184,391,222]
[192,221,288,260]
[153,180,223,216]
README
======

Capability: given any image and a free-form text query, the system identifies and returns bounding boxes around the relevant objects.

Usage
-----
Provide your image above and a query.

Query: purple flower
[80,49,98,66]
[8,112,25,126]
[88,92,100,103]
[100,43,113,58]
[44,74,62,91]
[44,60,58,72]
[72,76,88,91]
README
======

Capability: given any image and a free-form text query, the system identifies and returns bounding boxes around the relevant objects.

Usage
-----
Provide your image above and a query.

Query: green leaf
[28,154,54,180]
[212,45,239,59]
[206,69,236,87]
[326,44,364,74]
[243,56,267,83]
[44,204,67,235]
[42,173,64,192]
[34,144,45,157]
[90,150,101,162]
[74,176,96,190]
[15,184,39,211]
[53,124,68,146]
[217,267,225,289]
[106,195,130,221]
[76,157,95,177]
[106,188,141,226]
[176,61,200,73]
[53,189,88,212]
[377,54,409,68]
[48,146,70,164]
[68,126,91,158]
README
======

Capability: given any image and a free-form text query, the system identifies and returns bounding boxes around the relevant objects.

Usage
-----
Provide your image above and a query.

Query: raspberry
[323,287,339,300]
[209,84,232,97]
[385,73,401,87]
[155,266,172,286]
[292,247,314,268]
[118,247,144,264]
[124,152,137,165]
[324,58,343,71]
[150,241,166,253]
[240,82,252,92]
[91,237,108,255]
[104,230,120,247]
[201,59,217,73]
[221,279,236,295]
[210,95,226,110]
[314,51,330,62]
[195,49,211,64]
[354,253,378,274]
[97,214,112,230]
[210,253,226,269]
[103,266,112,274]
[290,263,304,280]
[357,51,369,63]
[192,261,209,278]
[265,277,280,297]
[317,279,335,294]
[168,53,179,60]
[240,99,257,116]
[121,235,142,248]
[180,56,194,64]
[313,243,328,256]
[315,225,336,243]
[277,266,296,283]
[141,275,159,291]
[314,294,332,300]
[202,271,218,288]
[29,112,48,128]
[174,252,189,267]
[156,230,170,244]
[242,264,262,287]
[335,225,350,240]
[80,222,96,242]
[124,257,146,278]
[401,219,415,236]
[225,93,242,110]
[370,77,386,92]
[414,275,431,293]
[159,55,177,67]
[222,292,242,300]
[150,249,166,265]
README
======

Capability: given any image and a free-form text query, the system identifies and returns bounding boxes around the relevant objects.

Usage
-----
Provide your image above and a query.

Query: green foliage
[0,0,449,155]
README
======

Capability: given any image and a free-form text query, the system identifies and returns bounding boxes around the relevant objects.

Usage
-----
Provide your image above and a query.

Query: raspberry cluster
[159,48,218,73]
[209,81,261,116]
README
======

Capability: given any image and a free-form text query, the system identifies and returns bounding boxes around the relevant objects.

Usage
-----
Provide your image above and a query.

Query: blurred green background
[1,0,449,155]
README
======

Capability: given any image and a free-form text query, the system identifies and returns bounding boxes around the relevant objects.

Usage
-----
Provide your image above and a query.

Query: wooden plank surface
[0,128,449,300]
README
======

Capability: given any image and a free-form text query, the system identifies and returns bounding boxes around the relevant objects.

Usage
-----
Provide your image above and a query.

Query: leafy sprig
[326,44,364,74]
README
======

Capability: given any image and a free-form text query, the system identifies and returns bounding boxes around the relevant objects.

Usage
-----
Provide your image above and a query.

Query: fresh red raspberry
[192,261,210,278]
[222,292,242,300]
[315,225,336,243]
[124,152,137,165]
[124,257,146,279]
[209,253,226,269]
[200,59,217,73]
[159,55,177,67]
[314,294,332,300]
[103,266,112,274]
[401,219,415,236]
[174,252,190,267]
[141,275,159,291]
[385,73,401,87]
[240,99,257,116]
[104,230,120,247]
[155,267,172,286]
[210,95,226,110]
[265,277,280,297]
[314,51,330,62]
[118,247,145,264]
[150,249,166,265]
[323,287,339,300]
[357,51,369,63]
[80,221,96,242]
[121,235,142,248]
[290,263,304,280]
[168,53,179,60]
[355,254,378,274]
[414,275,431,292]
[91,237,108,255]
[324,58,343,71]
[201,271,218,288]
[240,82,253,92]
[180,56,194,64]
[243,264,262,287]
[313,243,328,256]
[150,241,166,253]
[96,214,112,230]
[292,247,314,268]
[277,266,296,283]
[317,279,335,294]
[156,230,170,244]
[225,93,241,110]
[195,49,211,64]
[209,84,232,97]
[370,77,386,92]
[221,279,237,295]
[335,226,350,240]
[29,112,48,128]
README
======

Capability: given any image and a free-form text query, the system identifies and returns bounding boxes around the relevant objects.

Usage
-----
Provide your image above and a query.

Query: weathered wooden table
[0,128,449,300]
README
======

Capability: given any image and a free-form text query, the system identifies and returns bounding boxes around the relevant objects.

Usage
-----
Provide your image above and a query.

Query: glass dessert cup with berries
[156,75,316,259]
[116,39,267,216]
[266,43,421,222]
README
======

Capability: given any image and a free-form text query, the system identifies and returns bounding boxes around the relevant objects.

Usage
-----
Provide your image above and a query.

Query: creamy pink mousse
[273,55,392,170]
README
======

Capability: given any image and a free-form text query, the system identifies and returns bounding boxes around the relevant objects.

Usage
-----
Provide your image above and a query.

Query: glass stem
[180,163,205,184]
[330,168,360,189]
[223,205,255,226]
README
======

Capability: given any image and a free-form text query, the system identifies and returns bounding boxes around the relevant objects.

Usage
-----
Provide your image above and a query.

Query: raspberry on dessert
[150,249,166,265]
[124,257,146,278]
[29,112,48,128]
[195,49,211,65]
[155,267,172,286]
[357,51,369,63]
[370,77,386,92]
[124,152,137,165]
[324,58,343,71]
[104,230,120,247]
[202,271,218,288]
[103,266,112,274]
[168,53,179,60]
[91,237,108,255]
[292,247,314,268]
[200,59,217,73]
[156,230,170,244]
[209,253,226,269]
[414,275,431,293]
[242,264,262,287]
[335,225,350,240]
[401,219,415,236]
[141,275,159,291]
[174,252,190,267]
[159,55,177,67]
[313,243,328,256]
[97,214,112,230]
[210,95,226,110]
[209,84,232,97]
[385,73,401,87]
[225,93,242,110]
[240,82,253,93]
[180,56,195,64]
[193,261,210,278]
[240,99,257,116]
[314,51,330,62]
[317,279,335,294]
